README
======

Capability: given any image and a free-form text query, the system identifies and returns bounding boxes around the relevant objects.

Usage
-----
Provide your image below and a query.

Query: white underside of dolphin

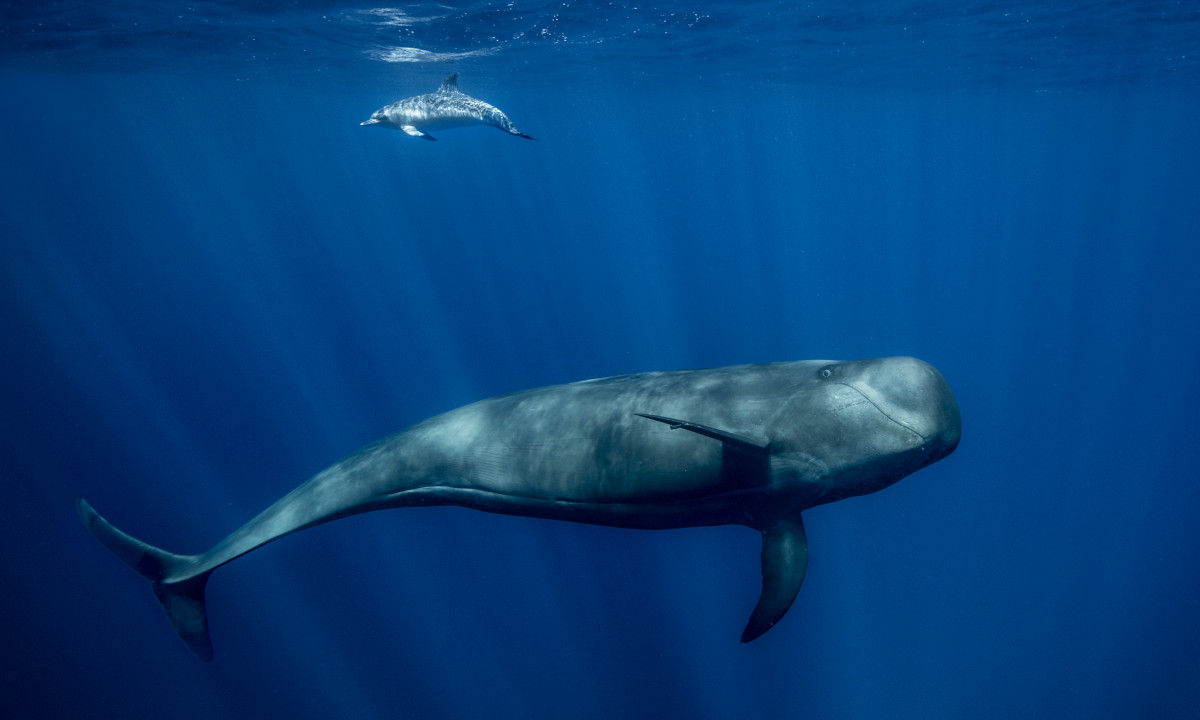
[361,73,534,141]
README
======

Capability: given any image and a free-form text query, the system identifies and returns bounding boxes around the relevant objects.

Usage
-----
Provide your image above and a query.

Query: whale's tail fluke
[77,499,215,661]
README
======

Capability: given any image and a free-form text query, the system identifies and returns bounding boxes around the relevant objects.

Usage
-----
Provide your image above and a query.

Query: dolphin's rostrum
[79,357,961,660]
[360,73,533,141]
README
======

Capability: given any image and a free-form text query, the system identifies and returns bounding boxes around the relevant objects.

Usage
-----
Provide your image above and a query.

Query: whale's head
[770,356,961,507]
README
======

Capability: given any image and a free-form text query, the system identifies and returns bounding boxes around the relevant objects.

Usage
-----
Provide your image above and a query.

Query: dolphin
[360,73,533,141]
[79,356,960,660]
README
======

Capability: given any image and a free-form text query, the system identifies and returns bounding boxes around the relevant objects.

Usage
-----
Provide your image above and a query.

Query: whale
[78,356,960,660]
[360,73,533,141]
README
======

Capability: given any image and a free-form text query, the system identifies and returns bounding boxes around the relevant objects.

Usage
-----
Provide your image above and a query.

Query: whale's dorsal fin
[635,413,769,455]
[742,515,808,642]
[438,73,459,93]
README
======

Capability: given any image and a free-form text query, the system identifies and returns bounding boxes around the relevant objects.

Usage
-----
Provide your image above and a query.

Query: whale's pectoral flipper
[77,499,215,661]
[402,125,437,141]
[742,516,809,643]
[635,413,769,455]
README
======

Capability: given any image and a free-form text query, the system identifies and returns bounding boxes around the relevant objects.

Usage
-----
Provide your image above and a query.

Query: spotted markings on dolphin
[360,73,534,141]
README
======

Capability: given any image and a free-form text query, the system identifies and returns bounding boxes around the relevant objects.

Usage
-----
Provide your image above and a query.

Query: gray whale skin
[79,356,960,660]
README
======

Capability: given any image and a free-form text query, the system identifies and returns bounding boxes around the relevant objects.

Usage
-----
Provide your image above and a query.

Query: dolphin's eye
[819,366,834,379]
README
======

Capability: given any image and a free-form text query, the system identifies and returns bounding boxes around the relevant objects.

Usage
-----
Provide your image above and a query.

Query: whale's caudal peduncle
[79,356,960,659]
[359,73,534,141]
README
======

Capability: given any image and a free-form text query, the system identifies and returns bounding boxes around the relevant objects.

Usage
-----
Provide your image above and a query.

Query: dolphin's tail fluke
[77,499,215,661]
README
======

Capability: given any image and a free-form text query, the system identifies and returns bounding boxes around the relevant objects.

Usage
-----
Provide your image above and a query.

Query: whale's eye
[819,366,834,379]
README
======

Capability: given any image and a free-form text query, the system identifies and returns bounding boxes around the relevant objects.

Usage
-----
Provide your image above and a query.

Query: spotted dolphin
[360,73,533,141]
[78,356,960,660]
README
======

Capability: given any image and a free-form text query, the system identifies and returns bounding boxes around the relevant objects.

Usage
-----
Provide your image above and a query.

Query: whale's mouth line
[836,382,927,443]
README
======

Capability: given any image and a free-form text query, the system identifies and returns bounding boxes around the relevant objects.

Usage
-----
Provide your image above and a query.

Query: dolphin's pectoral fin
[402,125,437,141]
[741,516,808,643]
[635,413,769,455]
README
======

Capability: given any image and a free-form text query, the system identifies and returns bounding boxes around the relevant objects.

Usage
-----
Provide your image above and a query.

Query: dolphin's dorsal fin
[635,413,769,455]
[438,73,459,93]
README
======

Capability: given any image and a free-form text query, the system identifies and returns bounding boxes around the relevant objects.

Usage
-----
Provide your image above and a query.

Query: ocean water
[3,2,1199,718]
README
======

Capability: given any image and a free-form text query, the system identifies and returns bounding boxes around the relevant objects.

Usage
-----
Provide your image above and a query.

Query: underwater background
[2,2,1199,718]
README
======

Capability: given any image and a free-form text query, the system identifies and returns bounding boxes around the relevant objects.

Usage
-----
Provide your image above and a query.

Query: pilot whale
[79,356,960,660]
[360,73,533,141]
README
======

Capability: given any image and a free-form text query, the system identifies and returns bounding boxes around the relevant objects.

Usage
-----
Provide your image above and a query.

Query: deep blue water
[3,2,1200,718]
